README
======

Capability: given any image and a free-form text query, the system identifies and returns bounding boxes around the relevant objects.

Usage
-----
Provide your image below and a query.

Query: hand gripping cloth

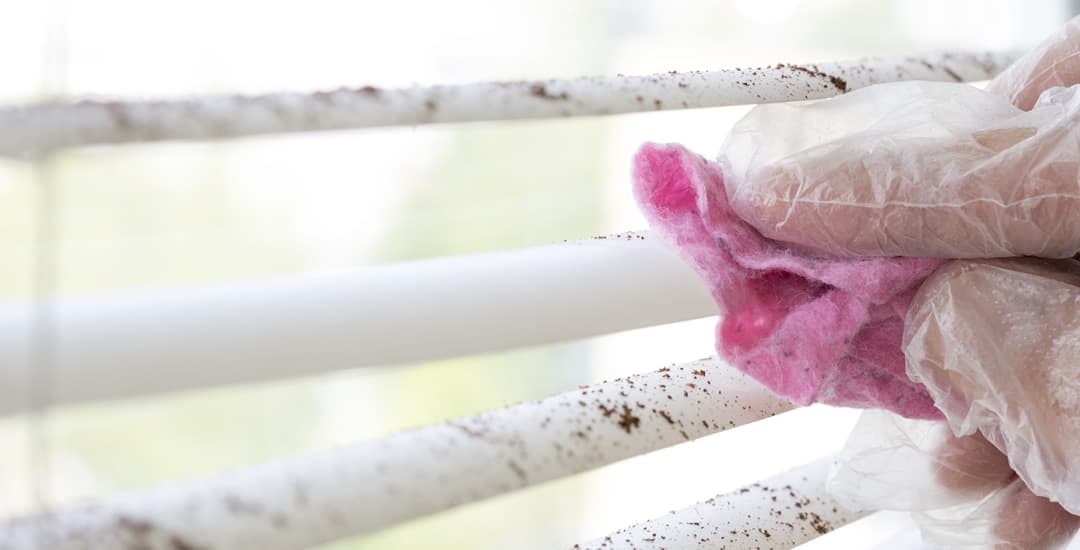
[633,142,945,419]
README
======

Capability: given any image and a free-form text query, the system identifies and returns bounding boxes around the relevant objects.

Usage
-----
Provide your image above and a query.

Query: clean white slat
[0,233,715,414]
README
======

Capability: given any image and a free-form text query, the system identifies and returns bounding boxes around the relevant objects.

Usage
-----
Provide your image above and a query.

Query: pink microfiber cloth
[633,143,946,420]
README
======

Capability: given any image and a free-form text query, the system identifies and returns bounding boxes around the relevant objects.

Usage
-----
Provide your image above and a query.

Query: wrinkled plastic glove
[722,14,1080,548]
[830,410,1080,549]
[831,260,1080,549]
[724,16,1080,260]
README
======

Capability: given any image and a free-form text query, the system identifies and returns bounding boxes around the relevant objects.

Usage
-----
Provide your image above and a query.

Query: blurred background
[0,1,1075,548]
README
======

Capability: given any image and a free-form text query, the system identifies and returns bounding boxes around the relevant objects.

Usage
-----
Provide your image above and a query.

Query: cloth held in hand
[633,142,944,419]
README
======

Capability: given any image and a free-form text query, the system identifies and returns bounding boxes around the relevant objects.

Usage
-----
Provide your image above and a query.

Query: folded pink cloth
[633,143,945,420]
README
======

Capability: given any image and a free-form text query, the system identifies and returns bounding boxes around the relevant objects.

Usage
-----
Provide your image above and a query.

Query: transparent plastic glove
[719,15,1080,546]
[830,410,1080,549]
[830,258,1080,547]
[985,16,1080,111]
[903,258,1080,516]
[722,15,1080,259]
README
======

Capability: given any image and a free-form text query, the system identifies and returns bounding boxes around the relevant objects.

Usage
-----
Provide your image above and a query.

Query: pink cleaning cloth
[633,143,946,420]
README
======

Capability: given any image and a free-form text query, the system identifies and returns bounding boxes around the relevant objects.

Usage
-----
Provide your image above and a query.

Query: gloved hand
[900,258,1080,548]
[828,410,1079,549]
[723,16,1080,260]
[717,14,1080,549]
[833,258,1080,548]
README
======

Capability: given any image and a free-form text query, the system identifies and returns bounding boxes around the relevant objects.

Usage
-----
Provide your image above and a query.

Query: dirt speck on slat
[775,63,848,93]
[529,83,569,101]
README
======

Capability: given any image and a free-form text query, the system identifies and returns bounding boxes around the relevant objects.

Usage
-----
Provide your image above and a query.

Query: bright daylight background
[0,1,1075,548]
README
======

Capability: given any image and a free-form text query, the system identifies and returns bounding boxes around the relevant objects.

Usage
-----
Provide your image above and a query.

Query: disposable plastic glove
[830,410,1079,549]
[901,259,1080,528]
[723,15,1080,259]
[720,13,1080,548]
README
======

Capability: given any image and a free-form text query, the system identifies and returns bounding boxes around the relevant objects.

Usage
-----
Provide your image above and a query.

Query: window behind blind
[0,1,1069,548]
